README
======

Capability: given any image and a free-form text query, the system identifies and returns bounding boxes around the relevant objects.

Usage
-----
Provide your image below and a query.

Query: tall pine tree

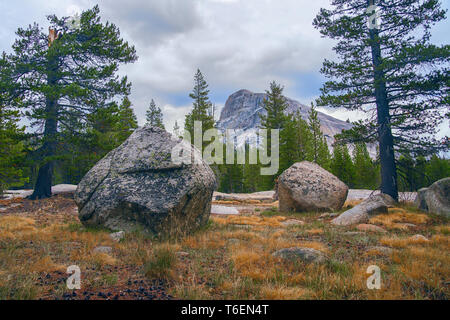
[184,69,215,149]
[314,0,449,201]
[306,103,331,170]
[1,6,137,198]
[353,142,377,189]
[259,81,290,187]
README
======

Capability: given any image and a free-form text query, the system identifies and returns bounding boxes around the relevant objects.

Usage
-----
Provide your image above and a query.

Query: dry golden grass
[29,256,65,273]
[306,228,324,235]
[369,208,429,229]
[1,198,449,300]
[435,225,450,235]
[259,284,310,300]
[343,199,363,207]
[0,216,38,239]
[183,232,226,249]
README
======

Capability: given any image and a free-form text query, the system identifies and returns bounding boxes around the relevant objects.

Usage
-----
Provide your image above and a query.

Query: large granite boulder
[414,177,450,218]
[74,126,217,237]
[332,193,396,226]
[278,161,348,213]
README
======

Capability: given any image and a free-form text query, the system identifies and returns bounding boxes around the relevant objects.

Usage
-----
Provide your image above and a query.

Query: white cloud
[1,0,448,138]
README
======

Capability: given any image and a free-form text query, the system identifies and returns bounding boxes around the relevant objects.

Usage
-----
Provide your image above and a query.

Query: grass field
[0,194,448,300]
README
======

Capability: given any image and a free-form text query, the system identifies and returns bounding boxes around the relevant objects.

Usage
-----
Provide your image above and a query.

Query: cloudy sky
[0,0,449,134]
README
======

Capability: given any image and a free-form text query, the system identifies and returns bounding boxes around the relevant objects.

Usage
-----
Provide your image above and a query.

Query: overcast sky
[0,0,449,134]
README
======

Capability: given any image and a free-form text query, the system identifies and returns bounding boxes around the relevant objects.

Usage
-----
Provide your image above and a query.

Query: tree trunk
[368,17,399,201]
[29,106,57,199]
[29,52,59,199]
[29,161,53,199]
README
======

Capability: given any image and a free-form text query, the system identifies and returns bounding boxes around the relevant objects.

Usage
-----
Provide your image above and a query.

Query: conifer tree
[184,69,215,148]
[259,81,290,188]
[306,103,331,170]
[58,96,138,184]
[1,6,137,198]
[0,102,27,193]
[353,143,377,189]
[331,143,355,186]
[146,99,165,129]
[314,0,449,201]
[425,154,450,185]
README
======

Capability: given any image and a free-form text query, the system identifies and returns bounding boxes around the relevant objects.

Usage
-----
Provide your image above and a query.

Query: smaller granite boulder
[278,161,348,213]
[331,194,396,226]
[414,177,450,218]
[272,247,327,264]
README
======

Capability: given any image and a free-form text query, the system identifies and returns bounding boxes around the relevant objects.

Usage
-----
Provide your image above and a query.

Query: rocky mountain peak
[217,89,354,149]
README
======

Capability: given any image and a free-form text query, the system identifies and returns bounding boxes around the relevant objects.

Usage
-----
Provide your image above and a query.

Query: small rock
[109,231,125,242]
[410,234,429,242]
[356,224,387,233]
[93,246,112,254]
[281,219,305,227]
[272,247,327,264]
[332,194,396,226]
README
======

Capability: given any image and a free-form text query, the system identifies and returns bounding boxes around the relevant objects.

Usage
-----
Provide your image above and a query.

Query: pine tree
[184,69,215,148]
[353,143,377,189]
[314,0,449,201]
[0,102,27,193]
[1,6,137,198]
[306,103,331,170]
[294,112,313,162]
[259,81,290,188]
[115,96,138,142]
[331,144,355,186]
[426,154,450,185]
[146,99,165,129]
[58,96,138,184]
[242,143,262,193]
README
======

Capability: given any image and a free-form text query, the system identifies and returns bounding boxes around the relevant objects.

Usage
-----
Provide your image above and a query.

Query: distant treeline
[1,69,448,195]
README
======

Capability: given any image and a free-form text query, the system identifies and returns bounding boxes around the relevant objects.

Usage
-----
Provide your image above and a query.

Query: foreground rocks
[331,194,396,226]
[75,126,217,237]
[272,247,327,264]
[278,161,348,213]
[414,177,450,218]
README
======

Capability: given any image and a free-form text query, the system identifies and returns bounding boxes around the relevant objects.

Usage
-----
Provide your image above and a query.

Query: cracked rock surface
[75,126,217,237]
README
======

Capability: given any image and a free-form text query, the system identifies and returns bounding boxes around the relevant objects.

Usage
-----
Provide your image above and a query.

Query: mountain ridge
[217,89,354,149]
